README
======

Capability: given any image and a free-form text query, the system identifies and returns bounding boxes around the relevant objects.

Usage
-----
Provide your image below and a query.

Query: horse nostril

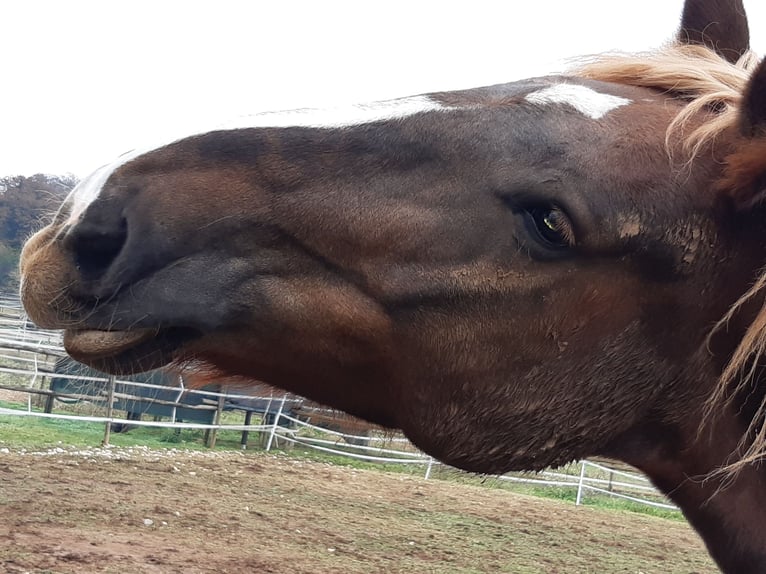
[64,217,129,278]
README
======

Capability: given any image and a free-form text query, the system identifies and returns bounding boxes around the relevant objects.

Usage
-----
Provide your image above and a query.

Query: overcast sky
[2,1,765,178]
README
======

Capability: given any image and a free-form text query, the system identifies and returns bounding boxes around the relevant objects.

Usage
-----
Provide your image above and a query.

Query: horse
[17,0,766,570]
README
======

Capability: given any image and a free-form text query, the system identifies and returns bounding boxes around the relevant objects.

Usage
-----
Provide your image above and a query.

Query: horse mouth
[63,327,201,374]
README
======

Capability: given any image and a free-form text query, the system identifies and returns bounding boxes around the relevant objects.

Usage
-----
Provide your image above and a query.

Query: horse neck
[610,332,766,572]
[603,230,766,573]
[679,276,766,571]
[641,403,766,573]
[683,467,766,573]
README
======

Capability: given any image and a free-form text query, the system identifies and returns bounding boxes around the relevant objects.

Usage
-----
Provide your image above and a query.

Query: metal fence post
[424,457,434,479]
[575,460,587,506]
[265,395,287,452]
[101,375,116,447]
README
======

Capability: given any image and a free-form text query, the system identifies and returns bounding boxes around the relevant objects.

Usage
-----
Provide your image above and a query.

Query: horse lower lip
[63,328,158,359]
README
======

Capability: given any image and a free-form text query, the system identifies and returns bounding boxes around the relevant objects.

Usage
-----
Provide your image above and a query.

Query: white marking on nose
[226,95,454,129]
[65,148,144,226]
[63,95,454,226]
[524,83,631,119]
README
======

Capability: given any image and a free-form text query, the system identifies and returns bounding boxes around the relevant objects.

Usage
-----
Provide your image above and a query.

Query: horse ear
[678,0,750,64]
[740,58,766,138]
[720,58,766,210]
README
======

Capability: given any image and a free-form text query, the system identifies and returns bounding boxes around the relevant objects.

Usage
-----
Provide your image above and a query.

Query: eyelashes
[521,205,575,251]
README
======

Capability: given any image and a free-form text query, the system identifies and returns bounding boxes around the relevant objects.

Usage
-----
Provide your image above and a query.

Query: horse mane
[575,43,759,159]
[580,44,766,475]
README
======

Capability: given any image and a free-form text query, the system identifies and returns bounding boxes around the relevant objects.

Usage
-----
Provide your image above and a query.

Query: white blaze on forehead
[64,95,452,226]
[524,83,631,119]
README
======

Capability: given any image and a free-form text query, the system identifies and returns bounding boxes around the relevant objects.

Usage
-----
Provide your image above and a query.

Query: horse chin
[62,327,201,375]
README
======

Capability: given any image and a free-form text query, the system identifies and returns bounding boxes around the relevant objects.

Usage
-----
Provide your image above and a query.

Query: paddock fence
[0,294,677,512]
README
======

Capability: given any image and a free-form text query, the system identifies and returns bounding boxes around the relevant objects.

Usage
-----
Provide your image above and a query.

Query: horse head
[19,1,766,570]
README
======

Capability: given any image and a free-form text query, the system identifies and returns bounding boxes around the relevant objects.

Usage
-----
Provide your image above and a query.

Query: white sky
[2,0,765,178]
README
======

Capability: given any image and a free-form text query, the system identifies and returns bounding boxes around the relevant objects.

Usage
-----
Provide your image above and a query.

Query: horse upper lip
[63,328,159,360]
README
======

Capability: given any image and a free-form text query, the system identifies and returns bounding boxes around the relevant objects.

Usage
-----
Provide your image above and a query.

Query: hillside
[0,174,76,289]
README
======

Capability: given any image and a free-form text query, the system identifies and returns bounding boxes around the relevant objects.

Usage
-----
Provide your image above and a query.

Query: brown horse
[18,0,766,570]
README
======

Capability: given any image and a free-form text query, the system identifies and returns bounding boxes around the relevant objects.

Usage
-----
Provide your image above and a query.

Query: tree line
[0,174,76,289]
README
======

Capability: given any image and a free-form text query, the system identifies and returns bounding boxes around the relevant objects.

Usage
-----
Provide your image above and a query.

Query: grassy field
[0,403,215,450]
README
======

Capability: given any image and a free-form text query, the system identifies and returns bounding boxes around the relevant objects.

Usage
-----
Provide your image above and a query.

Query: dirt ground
[0,447,716,574]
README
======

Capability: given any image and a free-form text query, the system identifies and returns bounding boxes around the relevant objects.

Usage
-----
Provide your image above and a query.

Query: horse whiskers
[197,214,242,231]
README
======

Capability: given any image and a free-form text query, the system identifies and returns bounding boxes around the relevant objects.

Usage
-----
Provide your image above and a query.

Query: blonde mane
[580,43,766,474]
[576,43,759,158]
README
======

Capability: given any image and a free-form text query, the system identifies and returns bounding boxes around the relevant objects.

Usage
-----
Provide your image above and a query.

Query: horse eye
[523,205,575,249]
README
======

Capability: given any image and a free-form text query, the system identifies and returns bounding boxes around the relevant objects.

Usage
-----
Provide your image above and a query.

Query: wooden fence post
[206,392,226,448]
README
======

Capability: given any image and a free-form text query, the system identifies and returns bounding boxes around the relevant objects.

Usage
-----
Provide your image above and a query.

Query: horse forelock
[576,43,760,160]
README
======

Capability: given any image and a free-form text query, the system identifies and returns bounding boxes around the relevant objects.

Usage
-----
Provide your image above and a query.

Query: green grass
[0,399,238,450]
[0,408,205,449]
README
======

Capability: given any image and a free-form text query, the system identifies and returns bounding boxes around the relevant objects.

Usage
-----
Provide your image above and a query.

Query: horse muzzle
[20,215,205,374]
